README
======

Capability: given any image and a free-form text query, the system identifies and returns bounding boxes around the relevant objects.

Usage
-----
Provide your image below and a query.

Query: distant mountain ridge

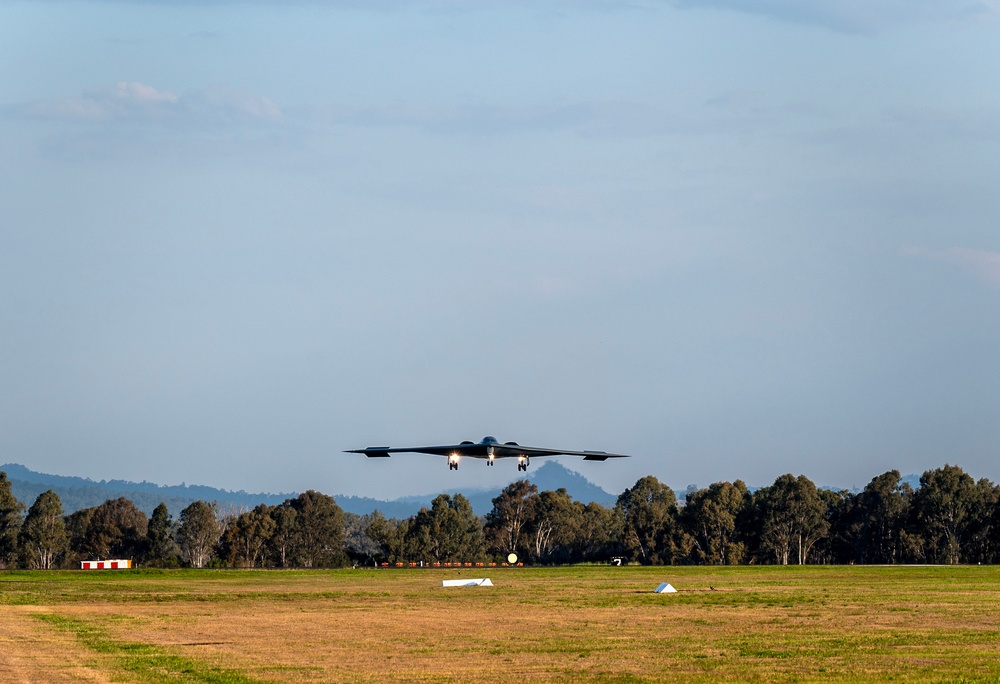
[388,461,618,516]
[0,463,295,518]
[0,461,617,518]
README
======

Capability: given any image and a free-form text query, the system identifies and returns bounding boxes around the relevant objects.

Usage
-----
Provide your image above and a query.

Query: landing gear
[449,455,459,471]
[487,455,495,467]
[517,455,529,472]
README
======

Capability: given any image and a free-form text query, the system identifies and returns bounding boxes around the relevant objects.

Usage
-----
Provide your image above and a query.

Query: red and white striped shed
[81,559,132,570]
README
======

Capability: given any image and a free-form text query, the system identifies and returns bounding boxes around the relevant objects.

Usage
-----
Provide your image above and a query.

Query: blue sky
[2,0,999,499]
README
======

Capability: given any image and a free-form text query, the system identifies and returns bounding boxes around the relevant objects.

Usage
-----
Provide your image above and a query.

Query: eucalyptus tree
[755,474,828,565]
[177,501,221,568]
[146,502,180,567]
[528,488,581,564]
[19,490,68,569]
[64,507,94,561]
[407,493,484,563]
[268,504,299,567]
[365,510,410,565]
[853,470,912,564]
[484,480,537,559]
[83,497,148,560]
[814,488,855,565]
[682,480,748,565]
[616,476,679,565]
[287,490,347,568]
[343,511,383,564]
[574,502,618,563]
[0,472,25,568]
[912,464,981,564]
[219,504,276,568]
[964,478,1000,565]
[988,488,1000,564]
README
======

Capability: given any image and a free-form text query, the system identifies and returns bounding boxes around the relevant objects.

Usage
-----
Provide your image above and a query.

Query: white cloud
[8,82,289,163]
[943,247,1000,285]
[904,246,1000,286]
[185,85,283,124]
[22,81,177,122]
[18,81,282,128]
[111,81,178,105]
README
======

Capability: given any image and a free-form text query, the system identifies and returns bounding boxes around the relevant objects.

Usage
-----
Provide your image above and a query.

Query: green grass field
[2,565,999,683]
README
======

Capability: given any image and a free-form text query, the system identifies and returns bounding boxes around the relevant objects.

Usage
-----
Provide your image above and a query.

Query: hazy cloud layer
[19,84,793,142]
[5,0,996,31]
[11,84,780,164]
[292,100,734,138]
[670,0,997,31]
[8,82,288,161]
[19,81,283,128]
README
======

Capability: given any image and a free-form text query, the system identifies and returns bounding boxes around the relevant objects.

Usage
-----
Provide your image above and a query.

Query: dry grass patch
[0,606,113,683]
[4,566,1000,682]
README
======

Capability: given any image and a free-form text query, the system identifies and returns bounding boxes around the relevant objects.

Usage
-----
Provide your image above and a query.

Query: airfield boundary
[2,565,1000,683]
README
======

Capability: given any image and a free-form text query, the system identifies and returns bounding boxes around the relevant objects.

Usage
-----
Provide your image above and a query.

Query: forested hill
[1,463,294,517]
[1,461,616,518]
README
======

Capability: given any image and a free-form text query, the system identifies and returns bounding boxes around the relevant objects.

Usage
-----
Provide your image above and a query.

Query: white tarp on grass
[442,578,494,587]
[654,582,677,593]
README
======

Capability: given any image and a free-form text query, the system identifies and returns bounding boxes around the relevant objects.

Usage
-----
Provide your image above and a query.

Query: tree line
[1,463,997,569]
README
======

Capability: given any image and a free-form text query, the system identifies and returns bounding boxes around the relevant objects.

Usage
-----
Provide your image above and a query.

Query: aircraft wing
[345,441,629,460]
[505,445,631,461]
[344,443,492,458]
